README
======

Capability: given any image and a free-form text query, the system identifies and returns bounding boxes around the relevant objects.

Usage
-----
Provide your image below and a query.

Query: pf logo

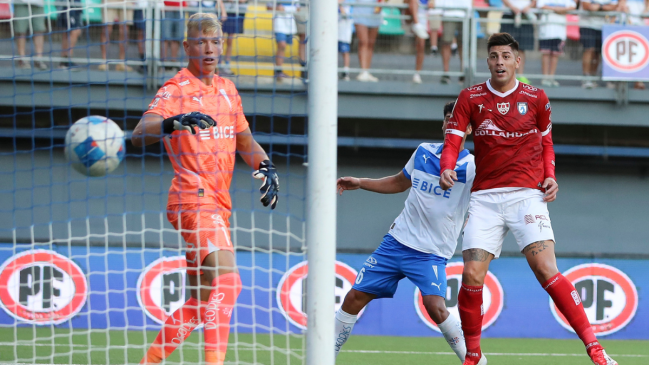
[0,250,87,325]
[276,261,362,329]
[414,263,503,332]
[137,256,192,324]
[550,263,638,336]
[603,30,649,73]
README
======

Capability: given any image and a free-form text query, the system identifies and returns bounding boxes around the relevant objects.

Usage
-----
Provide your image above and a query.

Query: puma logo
[192,96,203,106]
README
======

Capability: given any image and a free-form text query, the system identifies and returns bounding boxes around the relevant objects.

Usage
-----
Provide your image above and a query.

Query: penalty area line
[341,350,648,358]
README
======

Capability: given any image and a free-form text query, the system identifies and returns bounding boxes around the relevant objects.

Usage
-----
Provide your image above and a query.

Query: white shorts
[462,188,555,258]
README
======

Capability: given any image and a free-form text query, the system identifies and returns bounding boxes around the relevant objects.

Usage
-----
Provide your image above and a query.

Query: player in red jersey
[131,13,279,365]
[439,33,617,365]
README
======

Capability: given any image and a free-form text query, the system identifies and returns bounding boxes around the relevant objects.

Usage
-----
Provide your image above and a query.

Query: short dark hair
[487,32,519,54]
[443,101,455,117]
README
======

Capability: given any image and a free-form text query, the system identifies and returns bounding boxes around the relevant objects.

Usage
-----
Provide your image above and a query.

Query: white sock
[437,313,466,362]
[334,309,358,359]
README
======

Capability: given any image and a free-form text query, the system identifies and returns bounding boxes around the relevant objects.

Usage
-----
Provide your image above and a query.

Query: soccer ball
[65,116,125,177]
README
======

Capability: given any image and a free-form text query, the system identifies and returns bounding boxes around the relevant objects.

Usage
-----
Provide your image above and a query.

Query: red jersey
[144,68,249,209]
[440,80,556,192]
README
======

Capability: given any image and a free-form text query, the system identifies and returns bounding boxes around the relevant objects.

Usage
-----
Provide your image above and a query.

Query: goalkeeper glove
[253,160,279,209]
[162,112,216,135]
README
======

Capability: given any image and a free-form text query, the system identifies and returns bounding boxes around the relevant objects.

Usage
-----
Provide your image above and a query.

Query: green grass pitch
[1,328,647,364]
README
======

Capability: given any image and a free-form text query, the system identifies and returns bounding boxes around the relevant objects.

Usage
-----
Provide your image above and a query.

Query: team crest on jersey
[497,102,510,115]
[517,102,528,115]
[414,263,504,333]
[276,261,363,329]
[550,263,638,336]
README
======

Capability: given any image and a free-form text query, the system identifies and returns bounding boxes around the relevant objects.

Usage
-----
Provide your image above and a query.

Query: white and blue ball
[65,116,125,177]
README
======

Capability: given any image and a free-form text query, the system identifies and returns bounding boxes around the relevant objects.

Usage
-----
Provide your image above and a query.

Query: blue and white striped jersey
[388,143,475,259]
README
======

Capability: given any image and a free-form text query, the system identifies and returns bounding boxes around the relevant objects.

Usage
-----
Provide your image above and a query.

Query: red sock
[543,273,599,349]
[458,284,484,359]
[201,272,242,363]
[141,297,202,364]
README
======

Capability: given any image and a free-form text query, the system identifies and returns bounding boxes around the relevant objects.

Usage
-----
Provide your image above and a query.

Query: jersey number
[355,268,365,284]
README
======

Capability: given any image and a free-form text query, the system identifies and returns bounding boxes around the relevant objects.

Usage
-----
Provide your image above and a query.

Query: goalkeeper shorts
[167,204,234,275]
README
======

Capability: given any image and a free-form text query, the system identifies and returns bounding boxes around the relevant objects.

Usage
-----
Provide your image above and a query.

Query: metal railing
[1,1,648,90]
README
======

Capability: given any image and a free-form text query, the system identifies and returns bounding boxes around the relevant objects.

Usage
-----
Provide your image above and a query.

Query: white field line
[0,343,646,359]
[342,350,648,358]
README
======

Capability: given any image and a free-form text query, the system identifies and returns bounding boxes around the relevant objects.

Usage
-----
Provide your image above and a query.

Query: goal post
[305,0,339,364]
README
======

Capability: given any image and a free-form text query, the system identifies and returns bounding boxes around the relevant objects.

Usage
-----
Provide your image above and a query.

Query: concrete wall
[1,149,648,256]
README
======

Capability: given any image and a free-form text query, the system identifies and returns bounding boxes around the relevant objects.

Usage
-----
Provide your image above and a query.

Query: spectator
[536,0,576,86]
[438,0,472,84]
[338,0,353,81]
[58,0,84,70]
[220,0,244,76]
[132,0,148,73]
[500,0,535,83]
[269,0,297,82]
[409,0,430,40]
[620,0,648,89]
[579,0,618,88]
[428,1,443,55]
[100,0,135,71]
[353,0,382,82]
[294,0,309,80]
[161,0,186,73]
[13,0,48,69]
[410,0,433,84]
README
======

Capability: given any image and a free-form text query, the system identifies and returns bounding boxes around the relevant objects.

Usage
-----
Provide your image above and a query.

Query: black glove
[162,112,216,135]
[252,160,279,209]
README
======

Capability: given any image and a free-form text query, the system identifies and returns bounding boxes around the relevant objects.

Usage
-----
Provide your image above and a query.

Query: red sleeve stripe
[542,123,553,136]
[446,129,466,137]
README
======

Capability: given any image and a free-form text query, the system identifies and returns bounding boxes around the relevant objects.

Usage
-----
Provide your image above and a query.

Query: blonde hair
[186,13,222,37]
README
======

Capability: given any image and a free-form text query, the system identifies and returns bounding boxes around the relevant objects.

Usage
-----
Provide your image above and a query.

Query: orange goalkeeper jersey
[144,68,249,209]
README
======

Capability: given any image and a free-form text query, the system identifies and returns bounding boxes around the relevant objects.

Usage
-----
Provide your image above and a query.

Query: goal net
[0,0,310,363]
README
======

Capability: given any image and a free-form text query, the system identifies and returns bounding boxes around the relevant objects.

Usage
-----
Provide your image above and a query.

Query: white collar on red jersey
[486,78,519,98]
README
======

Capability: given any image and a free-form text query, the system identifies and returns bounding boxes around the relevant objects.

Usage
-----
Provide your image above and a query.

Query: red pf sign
[602,26,649,80]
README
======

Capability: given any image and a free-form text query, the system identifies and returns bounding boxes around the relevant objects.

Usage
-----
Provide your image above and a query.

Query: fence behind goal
[0,1,311,363]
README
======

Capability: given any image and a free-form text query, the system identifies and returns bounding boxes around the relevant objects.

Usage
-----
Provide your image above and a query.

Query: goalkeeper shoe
[588,346,618,365]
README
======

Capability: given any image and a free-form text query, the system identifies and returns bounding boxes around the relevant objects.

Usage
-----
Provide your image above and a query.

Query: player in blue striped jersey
[334,101,483,364]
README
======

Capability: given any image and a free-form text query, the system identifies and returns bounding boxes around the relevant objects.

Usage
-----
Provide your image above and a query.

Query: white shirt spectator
[580,0,619,30]
[338,4,354,44]
[536,0,577,40]
[273,1,297,35]
[625,0,648,25]
[507,0,533,10]
[437,0,472,18]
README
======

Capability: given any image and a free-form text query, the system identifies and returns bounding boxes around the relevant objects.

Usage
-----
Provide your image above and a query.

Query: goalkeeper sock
[201,272,242,364]
[140,297,201,364]
[458,284,483,360]
[543,273,598,348]
[334,309,357,359]
[437,313,466,362]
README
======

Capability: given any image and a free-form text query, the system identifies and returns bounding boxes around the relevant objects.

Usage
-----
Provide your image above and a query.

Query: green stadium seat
[379,8,404,36]
[43,0,58,20]
[82,0,104,24]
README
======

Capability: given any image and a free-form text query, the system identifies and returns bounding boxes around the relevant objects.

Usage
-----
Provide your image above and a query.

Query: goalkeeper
[131,13,279,365]
[334,101,481,364]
